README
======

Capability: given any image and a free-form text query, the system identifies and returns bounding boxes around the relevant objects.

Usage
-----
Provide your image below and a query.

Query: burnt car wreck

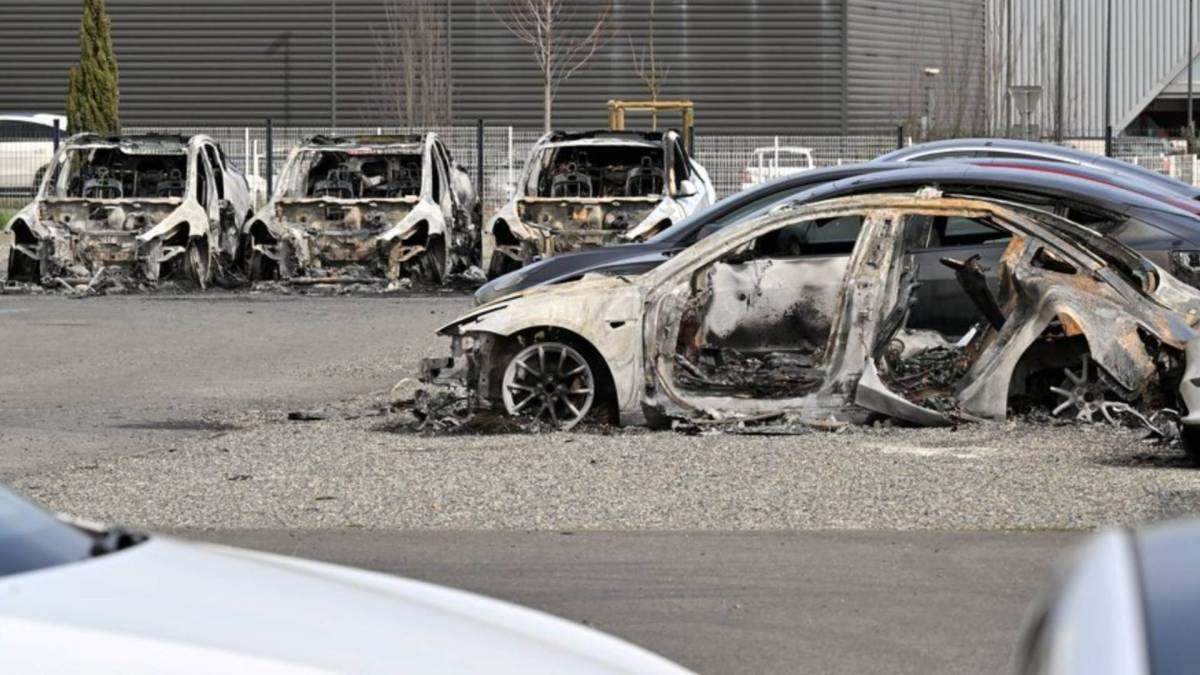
[483,129,715,279]
[5,134,253,288]
[423,193,1200,456]
[243,134,478,284]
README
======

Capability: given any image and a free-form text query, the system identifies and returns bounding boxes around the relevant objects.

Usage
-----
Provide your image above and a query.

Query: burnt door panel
[909,216,1011,336]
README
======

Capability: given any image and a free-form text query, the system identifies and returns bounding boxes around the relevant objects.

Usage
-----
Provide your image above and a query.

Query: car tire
[182,239,212,289]
[1182,426,1200,466]
[422,235,449,284]
[500,341,597,430]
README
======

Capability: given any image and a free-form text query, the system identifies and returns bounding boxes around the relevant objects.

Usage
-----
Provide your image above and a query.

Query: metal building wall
[448,0,847,134]
[846,0,989,135]
[0,0,981,134]
[989,0,1200,137]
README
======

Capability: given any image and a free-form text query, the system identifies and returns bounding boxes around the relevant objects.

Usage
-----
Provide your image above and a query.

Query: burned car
[5,134,253,288]
[243,134,478,284]
[483,129,715,278]
[424,193,1200,457]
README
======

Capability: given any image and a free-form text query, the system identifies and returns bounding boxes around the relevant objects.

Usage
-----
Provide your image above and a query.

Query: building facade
[0,0,988,135]
[990,0,1200,138]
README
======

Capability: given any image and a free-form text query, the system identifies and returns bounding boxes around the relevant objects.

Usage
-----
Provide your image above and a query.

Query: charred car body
[243,134,478,283]
[5,134,253,287]
[483,129,715,278]
[425,193,1200,457]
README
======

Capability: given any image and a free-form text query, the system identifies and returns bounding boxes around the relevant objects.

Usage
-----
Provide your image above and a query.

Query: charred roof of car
[303,134,426,148]
[62,133,192,153]
[546,129,666,144]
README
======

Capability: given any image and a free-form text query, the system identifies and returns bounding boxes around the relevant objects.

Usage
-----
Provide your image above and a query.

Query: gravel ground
[4,293,1200,532]
[11,401,1200,530]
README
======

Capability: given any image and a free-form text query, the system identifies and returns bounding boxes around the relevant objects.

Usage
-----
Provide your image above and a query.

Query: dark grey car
[875,137,1200,200]
[478,163,1200,336]
[1013,519,1200,675]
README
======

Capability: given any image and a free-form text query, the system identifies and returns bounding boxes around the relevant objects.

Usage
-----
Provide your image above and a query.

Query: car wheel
[487,254,520,280]
[247,249,277,282]
[422,235,449,284]
[501,341,596,430]
[1183,426,1200,466]
[6,248,40,282]
[182,240,212,289]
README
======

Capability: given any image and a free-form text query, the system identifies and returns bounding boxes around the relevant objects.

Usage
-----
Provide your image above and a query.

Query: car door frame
[638,202,916,423]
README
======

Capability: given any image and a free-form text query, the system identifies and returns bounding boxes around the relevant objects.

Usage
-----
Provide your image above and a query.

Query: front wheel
[182,239,212,289]
[500,341,596,429]
[421,235,450,284]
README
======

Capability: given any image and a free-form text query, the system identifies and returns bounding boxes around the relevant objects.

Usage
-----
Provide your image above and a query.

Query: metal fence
[3,125,1198,219]
[0,125,901,217]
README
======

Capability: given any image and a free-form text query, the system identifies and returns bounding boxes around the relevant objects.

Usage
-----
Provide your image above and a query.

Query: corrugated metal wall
[448,0,846,133]
[0,0,982,134]
[989,0,1200,137]
[846,0,989,135]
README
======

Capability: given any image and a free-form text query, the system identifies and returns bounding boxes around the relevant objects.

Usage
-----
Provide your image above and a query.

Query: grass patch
[0,210,14,225]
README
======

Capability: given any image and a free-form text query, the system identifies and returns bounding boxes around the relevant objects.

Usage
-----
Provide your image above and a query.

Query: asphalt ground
[1,293,1189,673]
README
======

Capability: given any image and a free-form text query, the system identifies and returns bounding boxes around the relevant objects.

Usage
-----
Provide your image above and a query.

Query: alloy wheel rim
[501,342,595,429]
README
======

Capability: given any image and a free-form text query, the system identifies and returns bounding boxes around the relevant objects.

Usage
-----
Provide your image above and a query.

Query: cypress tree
[67,0,120,134]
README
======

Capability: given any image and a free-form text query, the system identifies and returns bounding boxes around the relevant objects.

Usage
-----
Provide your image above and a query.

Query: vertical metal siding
[846,0,989,134]
[989,0,1200,136]
[448,0,848,134]
[0,0,982,134]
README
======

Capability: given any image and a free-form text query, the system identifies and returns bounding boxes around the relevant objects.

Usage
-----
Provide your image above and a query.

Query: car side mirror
[677,179,698,198]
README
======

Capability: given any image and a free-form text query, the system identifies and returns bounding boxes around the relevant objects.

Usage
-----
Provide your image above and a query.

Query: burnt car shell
[426,194,1200,451]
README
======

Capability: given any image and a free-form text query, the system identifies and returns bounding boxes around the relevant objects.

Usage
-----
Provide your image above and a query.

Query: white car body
[0,536,692,674]
[0,113,66,191]
[4,133,254,286]
[483,129,715,278]
[740,146,815,191]
[244,133,478,283]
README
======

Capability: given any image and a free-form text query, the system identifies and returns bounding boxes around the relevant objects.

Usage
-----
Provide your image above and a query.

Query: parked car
[0,483,692,674]
[475,163,1200,325]
[4,133,254,288]
[483,129,715,279]
[243,134,478,284]
[0,112,65,195]
[474,163,902,305]
[740,145,814,190]
[1012,519,1200,675]
[875,137,1200,200]
[423,193,1200,445]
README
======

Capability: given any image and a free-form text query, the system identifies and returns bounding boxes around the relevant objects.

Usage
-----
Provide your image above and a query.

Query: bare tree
[374,0,450,126]
[629,0,669,128]
[493,0,612,131]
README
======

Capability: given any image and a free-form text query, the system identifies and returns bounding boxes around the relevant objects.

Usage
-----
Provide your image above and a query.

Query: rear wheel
[500,341,596,429]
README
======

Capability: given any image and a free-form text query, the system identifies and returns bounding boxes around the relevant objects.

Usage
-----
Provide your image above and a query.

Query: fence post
[896,124,904,150]
[265,118,274,198]
[243,127,250,174]
[476,118,485,221]
[506,125,513,201]
[1104,125,1113,158]
[52,118,61,152]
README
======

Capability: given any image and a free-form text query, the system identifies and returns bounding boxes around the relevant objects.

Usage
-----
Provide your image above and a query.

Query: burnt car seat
[82,167,123,199]
[313,167,356,199]
[550,163,593,198]
[155,169,186,198]
[625,156,664,197]
[392,165,421,197]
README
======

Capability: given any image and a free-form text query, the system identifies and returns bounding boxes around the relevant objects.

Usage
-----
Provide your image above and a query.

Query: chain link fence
[4,125,1199,220]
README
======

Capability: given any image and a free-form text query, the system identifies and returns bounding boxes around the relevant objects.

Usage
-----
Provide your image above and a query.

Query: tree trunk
[544,71,553,131]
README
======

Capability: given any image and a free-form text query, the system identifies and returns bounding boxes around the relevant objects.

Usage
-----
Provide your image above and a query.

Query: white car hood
[0,538,691,674]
